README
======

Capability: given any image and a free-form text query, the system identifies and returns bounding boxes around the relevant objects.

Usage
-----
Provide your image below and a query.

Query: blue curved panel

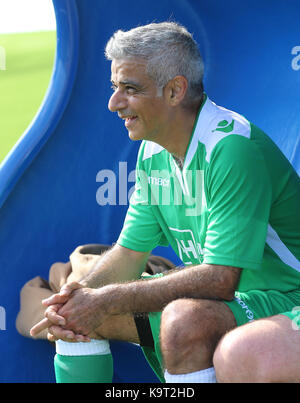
[0,0,299,382]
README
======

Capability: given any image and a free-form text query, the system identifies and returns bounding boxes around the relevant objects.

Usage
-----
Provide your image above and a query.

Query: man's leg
[213,314,300,383]
[160,298,237,383]
[53,313,140,383]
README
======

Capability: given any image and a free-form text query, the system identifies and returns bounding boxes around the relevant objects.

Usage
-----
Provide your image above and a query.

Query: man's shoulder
[197,98,253,163]
[204,98,251,137]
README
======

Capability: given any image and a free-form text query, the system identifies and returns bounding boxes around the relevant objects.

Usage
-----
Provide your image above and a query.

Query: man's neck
[172,154,184,170]
[161,97,203,161]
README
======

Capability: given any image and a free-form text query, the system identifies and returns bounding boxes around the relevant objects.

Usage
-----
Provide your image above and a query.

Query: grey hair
[105,22,204,105]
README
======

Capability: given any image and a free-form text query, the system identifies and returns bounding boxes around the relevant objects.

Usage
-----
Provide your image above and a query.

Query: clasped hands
[30,282,106,342]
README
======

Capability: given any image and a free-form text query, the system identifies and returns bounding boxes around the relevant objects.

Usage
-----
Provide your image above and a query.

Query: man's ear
[164,75,188,106]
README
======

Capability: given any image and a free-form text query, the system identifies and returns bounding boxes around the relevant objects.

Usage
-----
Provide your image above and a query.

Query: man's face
[108,58,169,142]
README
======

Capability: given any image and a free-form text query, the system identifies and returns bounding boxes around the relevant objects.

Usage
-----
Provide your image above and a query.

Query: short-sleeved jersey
[117,95,300,293]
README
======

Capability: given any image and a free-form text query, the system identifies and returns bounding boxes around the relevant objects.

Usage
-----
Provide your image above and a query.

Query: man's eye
[110,84,139,94]
[126,86,137,94]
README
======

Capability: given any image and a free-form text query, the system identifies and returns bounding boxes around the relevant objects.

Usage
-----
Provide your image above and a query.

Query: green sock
[54,339,113,383]
[54,353,113,383]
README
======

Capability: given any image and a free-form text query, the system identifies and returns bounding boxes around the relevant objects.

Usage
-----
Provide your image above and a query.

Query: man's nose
[108,89,127,112]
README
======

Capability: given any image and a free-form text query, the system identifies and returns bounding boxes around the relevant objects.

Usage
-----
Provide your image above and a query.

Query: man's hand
[54,286,109,335]
[30,282,91,342]
[30,282,115,342]
[30,245,149,342]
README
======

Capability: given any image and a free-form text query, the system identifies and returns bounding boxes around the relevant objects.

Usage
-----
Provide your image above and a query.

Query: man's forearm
[78,244,150,289]
[104,264,241,315]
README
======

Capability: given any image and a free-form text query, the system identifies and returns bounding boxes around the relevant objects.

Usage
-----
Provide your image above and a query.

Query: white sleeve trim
[266,224,300,272]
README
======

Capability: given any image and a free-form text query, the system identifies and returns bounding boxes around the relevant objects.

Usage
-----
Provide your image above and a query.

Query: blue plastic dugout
[0,0,299,383]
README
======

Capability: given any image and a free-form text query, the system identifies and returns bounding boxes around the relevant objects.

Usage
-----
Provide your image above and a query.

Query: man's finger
[42,282,83,306]
[30,318,52,337]
[42,293,69,307]
[48,325,77,342]
[47,330,90,343]
[47,332,58,343]
[75,334,91,342]
[60,281,84,296]
[45,304,66,326]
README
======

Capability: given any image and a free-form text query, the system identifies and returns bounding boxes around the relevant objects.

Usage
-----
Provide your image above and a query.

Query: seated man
[30,21,300,383]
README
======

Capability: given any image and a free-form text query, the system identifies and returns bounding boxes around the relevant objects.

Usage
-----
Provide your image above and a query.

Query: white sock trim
[164,367,216,383]
[55,339,111,356]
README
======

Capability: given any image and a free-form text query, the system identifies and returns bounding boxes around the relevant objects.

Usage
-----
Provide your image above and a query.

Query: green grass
[0,31,56,163]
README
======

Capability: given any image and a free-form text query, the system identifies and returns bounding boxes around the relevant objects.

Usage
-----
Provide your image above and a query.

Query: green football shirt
[117,95,300,292]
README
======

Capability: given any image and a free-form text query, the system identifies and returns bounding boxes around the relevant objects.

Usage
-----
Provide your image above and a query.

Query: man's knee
[160,299,199,351]
[160,299,236,369]
[160,299,212,371]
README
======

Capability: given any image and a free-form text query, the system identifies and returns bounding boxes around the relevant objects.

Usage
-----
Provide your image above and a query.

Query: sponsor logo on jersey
[291,306,300,330]
[213,119,235,133]
[148,176,170,187]
[169,227,204,265]
[234,296,254,322]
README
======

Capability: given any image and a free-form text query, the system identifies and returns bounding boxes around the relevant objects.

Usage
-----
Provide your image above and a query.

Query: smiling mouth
[124,116,138,127]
